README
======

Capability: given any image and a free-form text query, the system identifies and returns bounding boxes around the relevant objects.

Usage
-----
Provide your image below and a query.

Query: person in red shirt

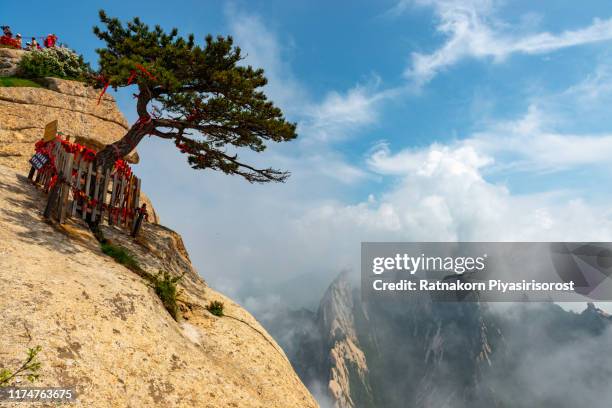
[0,26,20,49]
[44,34,57,48]
[1,26,12,38]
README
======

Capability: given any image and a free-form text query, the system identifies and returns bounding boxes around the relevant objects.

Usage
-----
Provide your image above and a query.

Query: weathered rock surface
[0,166,318,408]
[0,77,136,172]
[0,48,24,77]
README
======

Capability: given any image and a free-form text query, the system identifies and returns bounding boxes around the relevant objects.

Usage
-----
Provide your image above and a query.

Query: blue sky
[6,1,612,309]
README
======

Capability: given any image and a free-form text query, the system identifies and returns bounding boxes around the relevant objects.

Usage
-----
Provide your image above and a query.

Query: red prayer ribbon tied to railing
[114,158,132,178]
[34,134,134,193]
[69,187,137,221]
[32,134,150,231]
[57,138,97,161]
[49,174,59,190]
[36,135,129,166]
[34,138,58,189]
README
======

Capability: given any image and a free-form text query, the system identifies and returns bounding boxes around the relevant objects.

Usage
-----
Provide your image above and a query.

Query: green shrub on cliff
[101,242,141,272]
[18,47,92,80]
[0,346,42,387]
[152,270,183,321]
[206,300,224,317]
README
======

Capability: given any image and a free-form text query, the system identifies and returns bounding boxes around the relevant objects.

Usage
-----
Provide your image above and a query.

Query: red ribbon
[97,76,110,105]
[135,63,157,81]
[126,70,138,85]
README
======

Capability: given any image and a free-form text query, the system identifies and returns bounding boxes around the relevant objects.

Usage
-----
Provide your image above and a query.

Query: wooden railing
[28,137,147,236]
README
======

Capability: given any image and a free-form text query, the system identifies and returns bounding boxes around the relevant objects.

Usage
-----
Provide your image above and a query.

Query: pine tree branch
[151,123,288,183]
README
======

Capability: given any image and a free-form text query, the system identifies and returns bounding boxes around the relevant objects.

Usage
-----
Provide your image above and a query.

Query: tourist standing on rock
[44,34,57,48]
[0,26,21,49]
[15,33,22,48]
[27,37,41,50]
[1,26,12,38]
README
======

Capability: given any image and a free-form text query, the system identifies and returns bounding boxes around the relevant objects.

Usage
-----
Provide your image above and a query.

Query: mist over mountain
[262,273,612,408]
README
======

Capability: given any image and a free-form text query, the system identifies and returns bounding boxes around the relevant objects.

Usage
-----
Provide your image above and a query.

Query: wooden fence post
[91,166,102,223]
[71,157,85,217]
[81,162,94,220]
[57,153,74,224]
[98,168,111,224]
[131,203,147,237]
[43,143,63,220]
[109,172,119,226]
[116,174,127,225]
[43,182,61,219]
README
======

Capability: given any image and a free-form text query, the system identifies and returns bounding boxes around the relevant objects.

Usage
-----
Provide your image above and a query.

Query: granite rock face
[0,48,24,76]
[0,77,135,171]
[317,273,373,408]
[0,166,318,408]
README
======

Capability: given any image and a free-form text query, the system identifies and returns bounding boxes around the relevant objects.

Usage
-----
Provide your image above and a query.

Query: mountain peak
[318,271,356,343]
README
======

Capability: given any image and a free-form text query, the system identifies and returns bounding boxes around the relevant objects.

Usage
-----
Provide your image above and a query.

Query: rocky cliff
[0,165,318,407]
[317,273,373,408]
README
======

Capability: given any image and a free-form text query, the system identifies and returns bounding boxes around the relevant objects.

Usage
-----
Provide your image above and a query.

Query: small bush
[101,242,141,273]
[206,300,224,317]
[0,346,42,387]
[152,271,183,321]
[19,47,92,80]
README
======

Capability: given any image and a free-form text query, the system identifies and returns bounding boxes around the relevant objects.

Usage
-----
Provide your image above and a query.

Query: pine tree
[92,10,297,183]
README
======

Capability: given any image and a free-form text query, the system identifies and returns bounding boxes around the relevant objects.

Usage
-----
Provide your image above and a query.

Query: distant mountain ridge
[268,272,612,408]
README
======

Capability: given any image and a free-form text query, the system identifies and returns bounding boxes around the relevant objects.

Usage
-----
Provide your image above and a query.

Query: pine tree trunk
[94,120,155,170]
[87,120,154,229]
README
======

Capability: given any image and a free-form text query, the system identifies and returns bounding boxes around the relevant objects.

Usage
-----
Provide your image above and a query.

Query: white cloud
[468,106,612,172]
[563,61,612,102]
[308,86,379,138]
[300,79,399,143]
[400,0,612,84]
[292,143,612,286]
[368,141,492,177]
[370,104,612,175]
